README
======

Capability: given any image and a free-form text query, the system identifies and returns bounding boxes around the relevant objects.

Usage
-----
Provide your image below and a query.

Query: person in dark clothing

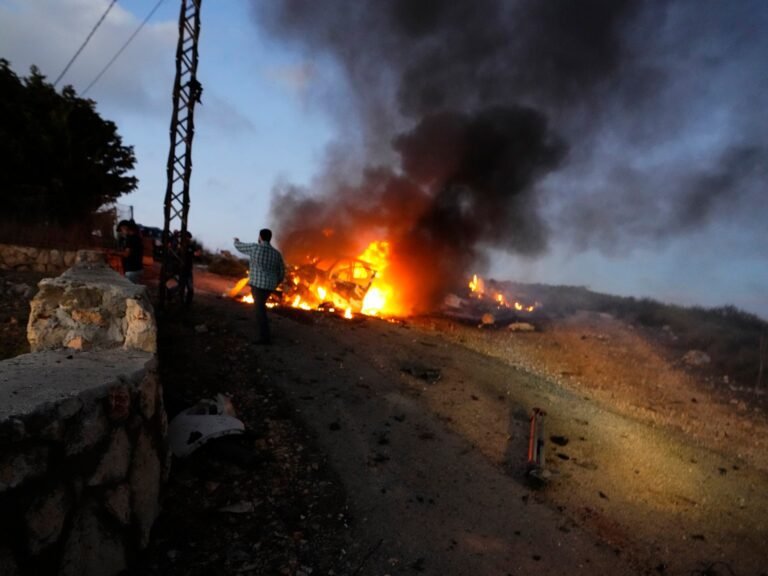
[234,228,286,344]
[179,230,200,306]
[117,220,144,283]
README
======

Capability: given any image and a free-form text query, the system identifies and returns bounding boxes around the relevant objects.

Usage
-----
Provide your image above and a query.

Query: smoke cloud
[252,0,767,309]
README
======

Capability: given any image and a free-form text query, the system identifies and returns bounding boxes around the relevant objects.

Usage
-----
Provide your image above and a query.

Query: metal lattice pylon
[159,0,202,307]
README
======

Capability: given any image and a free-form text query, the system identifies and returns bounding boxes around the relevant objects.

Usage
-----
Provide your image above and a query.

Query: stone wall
[27,251,156,354]
[0,252,166,576]
[0,244,77,274]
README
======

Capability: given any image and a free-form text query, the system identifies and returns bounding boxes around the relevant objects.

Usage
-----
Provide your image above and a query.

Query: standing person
[116,220,144,284]
[234,229,286,345]
[179,230,201,306]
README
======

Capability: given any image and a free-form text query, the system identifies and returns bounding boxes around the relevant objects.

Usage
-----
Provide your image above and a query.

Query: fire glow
[468,274,538,313]
[229,240,538,320]
[229,239,406,319]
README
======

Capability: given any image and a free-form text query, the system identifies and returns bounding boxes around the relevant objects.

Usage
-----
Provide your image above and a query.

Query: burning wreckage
[227,240,539,324]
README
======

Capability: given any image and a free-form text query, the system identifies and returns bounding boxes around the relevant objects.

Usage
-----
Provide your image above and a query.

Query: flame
[469,274,485,296]
[242,294,254,304]
[469,273,539,313]
[228,276,250,298]
[362,286,388,315]
[229,248,538,321]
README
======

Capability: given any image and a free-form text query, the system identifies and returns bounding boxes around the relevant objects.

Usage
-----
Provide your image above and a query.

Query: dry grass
[501,281,768,390]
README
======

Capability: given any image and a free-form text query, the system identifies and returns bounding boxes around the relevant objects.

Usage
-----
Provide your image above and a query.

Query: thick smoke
[273,105,564,309]
[252,0,767,309]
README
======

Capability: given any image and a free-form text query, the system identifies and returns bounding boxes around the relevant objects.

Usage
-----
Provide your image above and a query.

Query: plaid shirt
[234,240,286,290]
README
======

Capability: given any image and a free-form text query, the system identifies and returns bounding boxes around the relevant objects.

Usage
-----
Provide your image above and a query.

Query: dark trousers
[253,288,272,344]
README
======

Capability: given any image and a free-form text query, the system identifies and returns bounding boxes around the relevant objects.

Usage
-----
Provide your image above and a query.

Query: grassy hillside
[500,281,768,390]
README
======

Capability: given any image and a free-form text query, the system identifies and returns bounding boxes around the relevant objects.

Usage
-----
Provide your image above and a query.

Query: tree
[0,59,137,226]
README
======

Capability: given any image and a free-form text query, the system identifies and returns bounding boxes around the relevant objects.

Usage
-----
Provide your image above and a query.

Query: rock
[138,373,158,420]
[88,428,131,486]
[129,427,162,549]
[57,398,84,420]
[682,350,710,366]
[65,335,88,351]
[11,283,33,298]
[59,501,127,576]
[24,485,71,554]
[124,297,157,353]
[104,484,131,526]
[27,259,156,353]
[65,405,108,456]
[106,385,132,422]
[0,445,49,492]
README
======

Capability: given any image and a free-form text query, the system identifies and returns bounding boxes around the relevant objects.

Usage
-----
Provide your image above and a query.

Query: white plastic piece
[168,399,245,457]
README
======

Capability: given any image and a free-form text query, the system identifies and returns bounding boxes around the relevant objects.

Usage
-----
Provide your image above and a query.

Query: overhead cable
[82,0,166,96]
[53,0,118,87]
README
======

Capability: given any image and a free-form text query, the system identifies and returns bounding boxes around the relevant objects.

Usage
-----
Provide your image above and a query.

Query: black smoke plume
[253,0,767,308]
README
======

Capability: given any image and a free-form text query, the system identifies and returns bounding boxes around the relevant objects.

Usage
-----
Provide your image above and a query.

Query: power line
[82,0,167,97]
[53,0,118,88]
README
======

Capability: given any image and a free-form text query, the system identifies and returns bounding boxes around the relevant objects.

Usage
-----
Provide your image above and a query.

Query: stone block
[106,384,132,422]
[64,405,108,457]
[129,428,161,549]
[138,373,158,421]
[88,428,131,486]
[24,484,71,554]
[104,483,131,526]
[124,298,157,353]
[0,445,48,492]
[27,259,156,353]
[59,501,127,576]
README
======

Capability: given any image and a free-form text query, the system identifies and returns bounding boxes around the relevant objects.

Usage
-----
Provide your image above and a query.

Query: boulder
[27,251,156,353]
[682,350,711,366]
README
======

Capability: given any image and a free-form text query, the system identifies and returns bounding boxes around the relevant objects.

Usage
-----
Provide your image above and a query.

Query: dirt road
[147,273,768,576]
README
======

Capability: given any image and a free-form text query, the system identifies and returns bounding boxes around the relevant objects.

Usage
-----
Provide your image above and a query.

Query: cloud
[0,0,177,112]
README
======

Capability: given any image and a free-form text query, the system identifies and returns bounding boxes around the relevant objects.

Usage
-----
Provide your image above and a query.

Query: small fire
[469,273,538,313]
[469,274,485,296]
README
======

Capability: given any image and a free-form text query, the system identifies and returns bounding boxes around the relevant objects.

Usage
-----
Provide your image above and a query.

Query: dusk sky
[1,0,766,318]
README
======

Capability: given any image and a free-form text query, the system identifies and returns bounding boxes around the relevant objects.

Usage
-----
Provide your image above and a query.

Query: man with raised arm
[234,229,286,345]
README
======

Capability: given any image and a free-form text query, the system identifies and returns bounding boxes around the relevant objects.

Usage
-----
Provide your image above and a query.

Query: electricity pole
[159,0,202,308]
